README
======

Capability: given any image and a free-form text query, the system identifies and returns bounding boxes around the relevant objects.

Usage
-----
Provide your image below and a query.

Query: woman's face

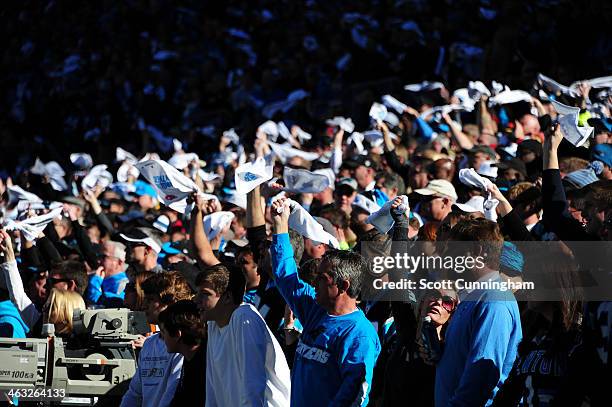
[421,290,457,326]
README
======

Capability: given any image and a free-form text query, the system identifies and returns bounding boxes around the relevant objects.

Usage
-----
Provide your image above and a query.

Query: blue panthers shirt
[271,233,381,407]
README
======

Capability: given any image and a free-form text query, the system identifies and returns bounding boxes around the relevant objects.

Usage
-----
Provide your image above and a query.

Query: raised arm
[189,194,220,267]
[0,230,41,330]
[443,112,474,150]
[270,198,318,323]
[330,128,345,174]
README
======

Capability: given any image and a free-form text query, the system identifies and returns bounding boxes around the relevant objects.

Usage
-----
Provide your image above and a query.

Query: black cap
[497,158,527,178]
[517,139,543,157]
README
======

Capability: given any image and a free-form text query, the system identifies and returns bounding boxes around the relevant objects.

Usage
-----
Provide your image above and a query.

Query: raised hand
[271,198,290,234]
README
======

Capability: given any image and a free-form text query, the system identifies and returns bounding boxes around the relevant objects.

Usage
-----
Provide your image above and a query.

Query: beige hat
[414,179,458,201]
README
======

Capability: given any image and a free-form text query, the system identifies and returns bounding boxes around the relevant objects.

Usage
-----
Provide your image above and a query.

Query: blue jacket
[271,233,381,407]
[0,300,29,338]
[435,279,522,407]
[85,272,129,305]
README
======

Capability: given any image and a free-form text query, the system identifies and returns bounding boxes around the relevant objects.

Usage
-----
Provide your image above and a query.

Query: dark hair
[320,250,368,298]
[299,258,321,286]
[289,229,304,264]
[195,263,245,305]
[319,206,349,229]
[141,271,193,305]
[158,300,205,346]
[376,171,406,195]
[53,260,88,295]
[448,218,504,269]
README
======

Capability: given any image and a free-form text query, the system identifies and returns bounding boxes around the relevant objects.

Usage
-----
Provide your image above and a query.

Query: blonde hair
[46,289,86,336]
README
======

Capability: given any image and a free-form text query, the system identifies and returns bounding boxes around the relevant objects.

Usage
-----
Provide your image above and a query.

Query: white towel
[30,159,67,191]
[488,90,532,106]
[458,169,499,222]
[135,159,200,213]
[274,198,339,248]
[369,102,388,124]
[234,157,274,194]
[81,165,113,191]
[4,207,63,242]
[116,147,138,164]
[325,116,355,133]
[7,186,42,206]
[353,194,381,214]
[382,95,408,114]
[550,100,594,147]
[366,195,409,234]
[70,153,93,170]
[203,211,235,240]
[168,152,199,170]
[267,141,320,163]
[283,167,330,193]
[117,162,140,183]
[404,81,444,92]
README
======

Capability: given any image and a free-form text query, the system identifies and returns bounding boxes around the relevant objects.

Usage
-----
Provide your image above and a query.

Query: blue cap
[500,241,524,276]
[563,168,599,189]
[592,144,612,168]
[134,180,157,199]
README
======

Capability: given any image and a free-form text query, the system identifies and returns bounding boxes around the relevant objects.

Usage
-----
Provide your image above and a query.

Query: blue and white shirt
[271,233,381,407]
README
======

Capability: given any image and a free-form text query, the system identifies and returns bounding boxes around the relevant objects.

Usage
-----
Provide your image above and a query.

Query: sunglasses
[427,293,457,313]
[47,277,72,285]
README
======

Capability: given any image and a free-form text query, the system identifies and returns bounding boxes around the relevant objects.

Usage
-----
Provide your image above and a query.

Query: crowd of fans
[1,1,612,407]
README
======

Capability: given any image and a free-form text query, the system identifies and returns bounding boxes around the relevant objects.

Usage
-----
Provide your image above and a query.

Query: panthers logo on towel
[239,172,260,182]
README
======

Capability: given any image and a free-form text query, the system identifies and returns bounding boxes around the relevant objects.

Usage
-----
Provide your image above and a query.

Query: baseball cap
[497,158,527,178]
[336,177,358,191]
[469,145,496,159]
[517,139,543,157]
[119,229,162,253]
[414,179,458,201]
[134,180,157,199]
[476,161,498,179]
[592,143,612,167]
[453,196,485,214]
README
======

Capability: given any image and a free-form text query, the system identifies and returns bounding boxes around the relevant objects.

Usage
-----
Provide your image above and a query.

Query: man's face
[144,294,166,324]
[159,324,180,354]
[30,272,48,305]
[422,196,451,221]
[469,152,487,171]
[314,262,339,309]
[354,166,371,188]
[129,245,147,265]
[501,168,523,182]
[102,244,123,274]
[335,188,356,214]
[231,218,246,239]
[196,282,221,322]
[138,195,154,210]
[304,238,325,260]
[238,252,259,289]
[47,273,73,292]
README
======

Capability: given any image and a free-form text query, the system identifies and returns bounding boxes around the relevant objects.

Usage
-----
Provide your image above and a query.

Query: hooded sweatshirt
[0,299,29,338]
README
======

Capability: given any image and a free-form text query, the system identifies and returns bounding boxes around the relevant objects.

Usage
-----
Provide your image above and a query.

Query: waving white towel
[235,157,274,194]
[458,169,499,222]
[274,198,339,248]
[4,207,63,242]
[367,195,409,234]
[136,159,200,213]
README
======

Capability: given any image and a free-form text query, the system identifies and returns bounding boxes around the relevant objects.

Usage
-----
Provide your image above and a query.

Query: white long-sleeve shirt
[1,260,41,329]
[206,303,291,406]
[120,333,183,407]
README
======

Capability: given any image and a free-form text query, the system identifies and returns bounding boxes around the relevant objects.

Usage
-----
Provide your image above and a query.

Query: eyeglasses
[427,292,457,313]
